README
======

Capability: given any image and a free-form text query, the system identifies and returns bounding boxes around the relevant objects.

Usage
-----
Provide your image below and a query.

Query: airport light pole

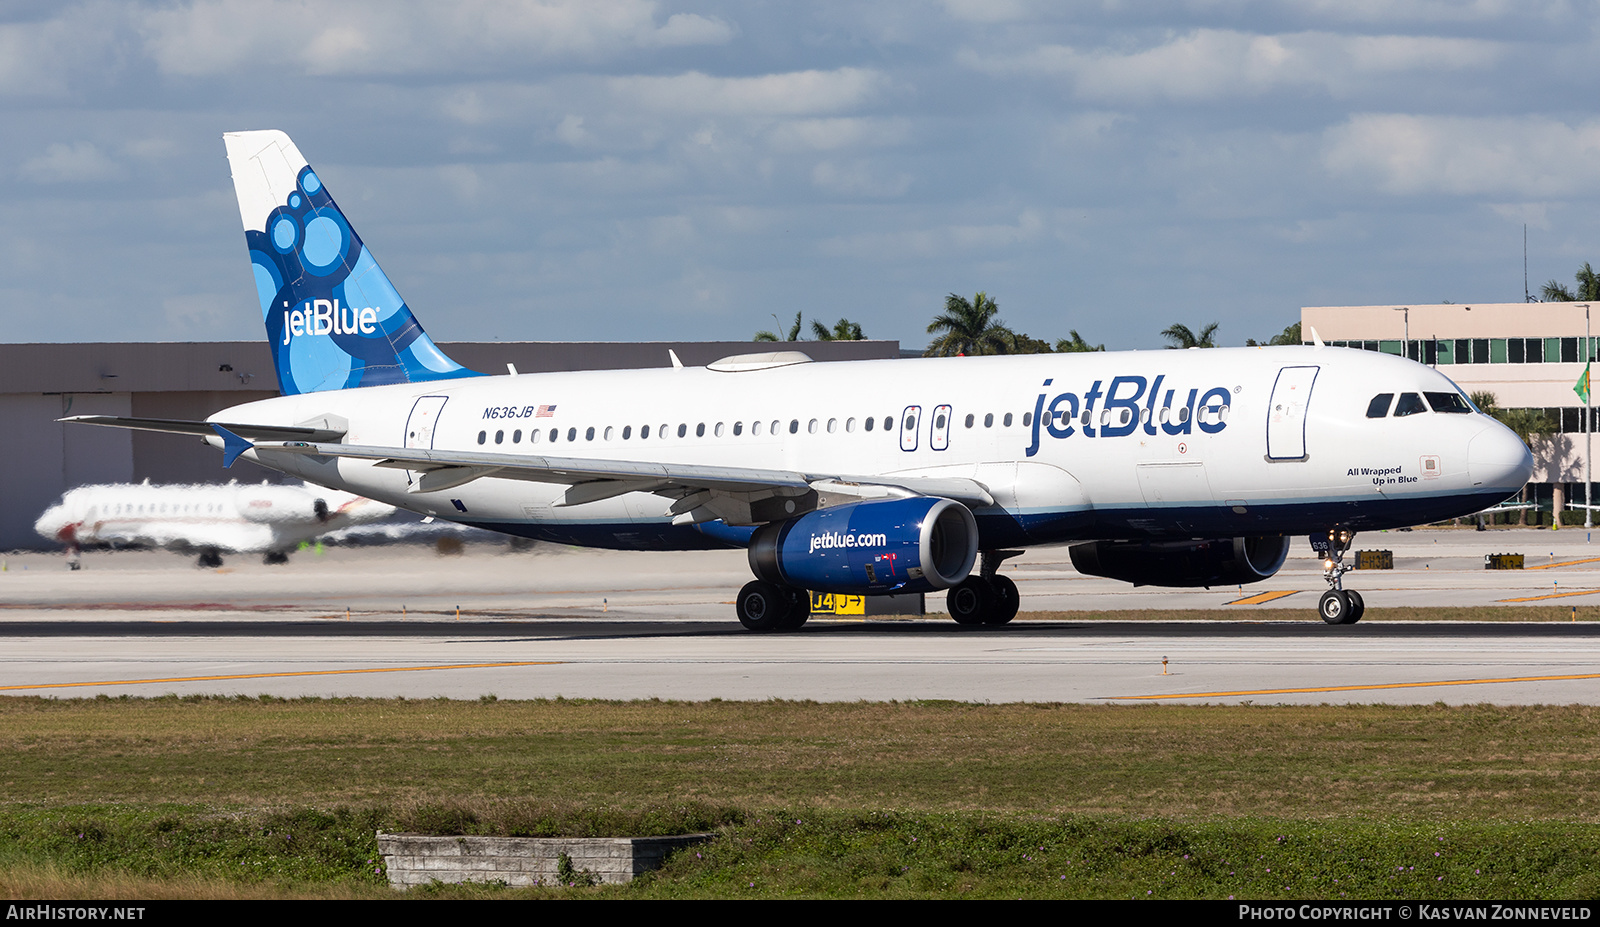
[1587,306,1592,530]
[1394,306,1410,361]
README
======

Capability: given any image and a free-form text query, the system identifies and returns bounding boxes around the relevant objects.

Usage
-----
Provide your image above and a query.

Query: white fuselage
[34,482,396,554]
[200,345,1532,551]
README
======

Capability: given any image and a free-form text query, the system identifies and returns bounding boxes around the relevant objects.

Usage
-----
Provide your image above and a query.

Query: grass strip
[5,697,1600,821]
[2,807,1597,900]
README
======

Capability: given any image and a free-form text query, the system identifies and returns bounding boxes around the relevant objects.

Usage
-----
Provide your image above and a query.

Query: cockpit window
[1424,391,1472,414]
[1394,392,1427,417]
[1366,393,1394,418]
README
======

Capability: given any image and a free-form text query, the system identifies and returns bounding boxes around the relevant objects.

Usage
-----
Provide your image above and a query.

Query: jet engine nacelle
[1068,535,1290,588]
[748,497,979,595]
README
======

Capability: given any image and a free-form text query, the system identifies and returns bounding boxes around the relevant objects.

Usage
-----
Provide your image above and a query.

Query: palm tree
[1161,322,1219,349]
[1247,322,1302,346]
[811,318,865,341]
[755,312,804,342]
[925,292,1013,357]
[1055,330,1105,353]
[1542,262,1600,302]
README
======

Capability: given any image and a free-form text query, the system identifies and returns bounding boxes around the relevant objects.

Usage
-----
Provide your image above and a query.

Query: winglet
[1310,326,1325,350]
[669,349,684,369]
[211,424,254,468]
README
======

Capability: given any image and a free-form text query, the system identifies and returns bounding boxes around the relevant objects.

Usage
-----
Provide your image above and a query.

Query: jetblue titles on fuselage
[1026,374,1232,456]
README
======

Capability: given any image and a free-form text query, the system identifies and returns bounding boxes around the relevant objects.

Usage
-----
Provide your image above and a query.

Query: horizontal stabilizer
[60,415,347,442]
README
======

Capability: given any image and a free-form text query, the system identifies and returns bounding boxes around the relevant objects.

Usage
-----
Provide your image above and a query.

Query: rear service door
[403,396,449,483]
[1266,366,1319,460]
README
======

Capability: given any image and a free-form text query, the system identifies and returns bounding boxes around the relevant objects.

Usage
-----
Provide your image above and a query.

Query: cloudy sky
[3,0,1598,352]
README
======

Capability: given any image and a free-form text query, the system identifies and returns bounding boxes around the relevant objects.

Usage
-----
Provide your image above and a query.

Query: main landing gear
[1316,528,1364,625]
[735,580,810,632]
[946,550,1022,626]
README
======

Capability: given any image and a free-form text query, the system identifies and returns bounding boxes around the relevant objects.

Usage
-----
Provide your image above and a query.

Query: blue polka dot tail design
[224,130,481,396]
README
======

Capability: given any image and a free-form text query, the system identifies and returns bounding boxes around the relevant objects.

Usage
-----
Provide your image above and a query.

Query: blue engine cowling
[1067,535,1290,588]
[748,497,979,594]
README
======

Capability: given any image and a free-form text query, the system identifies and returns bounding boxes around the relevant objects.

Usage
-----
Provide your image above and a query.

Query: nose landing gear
[1316,529,1364,625]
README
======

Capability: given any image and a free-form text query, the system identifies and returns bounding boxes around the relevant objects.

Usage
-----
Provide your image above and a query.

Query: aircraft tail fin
[223,130,480,396]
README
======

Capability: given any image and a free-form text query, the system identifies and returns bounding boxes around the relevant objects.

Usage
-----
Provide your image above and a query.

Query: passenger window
[716,422,725,437]
[790,419,800,434]
[883,416,893,431]
[1366,393,1393,418]
[753,421,763,436]
[622,426,631,439]
[1003,413,1013,427]
[864,417,875,432]
[641,425,650,439]
[1394,393,1427,417]
[696,423,705,437]
[678,424,687,438]
[495,430,504,444]
[964,414,974,428]
[549,428,559,442]
[477,430,486,445]
[846,418,856,432]
[984,413,994,428]
[1424,392,1472,414]
[734,422,743,436]
[603,426,613,440]
[513,429,522,443]
[567,427,577,441]
[585,427,595,441]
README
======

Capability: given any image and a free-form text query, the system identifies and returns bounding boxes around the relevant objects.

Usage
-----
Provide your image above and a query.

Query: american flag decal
[536,404,557,417]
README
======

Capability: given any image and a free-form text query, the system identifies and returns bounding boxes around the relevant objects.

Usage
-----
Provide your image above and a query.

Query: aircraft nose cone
[1467,423,1533,492]
[34,505,71,542]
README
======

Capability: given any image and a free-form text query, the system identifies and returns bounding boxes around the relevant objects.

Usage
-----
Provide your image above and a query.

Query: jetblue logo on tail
[280,299,380,344]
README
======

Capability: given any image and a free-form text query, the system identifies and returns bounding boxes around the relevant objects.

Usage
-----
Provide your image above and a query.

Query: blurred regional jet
[34,482,396,567]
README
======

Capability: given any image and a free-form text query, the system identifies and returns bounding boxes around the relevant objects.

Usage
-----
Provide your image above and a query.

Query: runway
[4,527,1600,704]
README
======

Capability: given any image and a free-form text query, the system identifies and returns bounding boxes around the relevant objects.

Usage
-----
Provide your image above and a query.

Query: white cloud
[608,68,888,116]
[963,29,1503,102]
[20,142,124,183]
[0,4,121,97]
[766,117,912,152]
[137,0,734,77]
[1323,114,1600,198]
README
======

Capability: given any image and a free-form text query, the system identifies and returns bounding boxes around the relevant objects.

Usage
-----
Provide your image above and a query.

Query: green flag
[1577,362,1592,405]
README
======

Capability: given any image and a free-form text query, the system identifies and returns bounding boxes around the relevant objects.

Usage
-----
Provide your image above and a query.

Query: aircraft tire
[985,574,1019,625]
[1318,589,1351,625]
[1344,590,1365,624]
[947,576,993,625]
[736,580,790,632]
[263,550,290,565]
[778,586,811,630]
[197,550,224,569]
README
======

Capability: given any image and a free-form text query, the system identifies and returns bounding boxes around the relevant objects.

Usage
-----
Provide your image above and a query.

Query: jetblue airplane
[66,130,1533,629]
[35,481,395,568]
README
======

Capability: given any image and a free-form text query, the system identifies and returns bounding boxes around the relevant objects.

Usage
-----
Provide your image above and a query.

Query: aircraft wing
[245,438,996,524]
[61,415,347,443]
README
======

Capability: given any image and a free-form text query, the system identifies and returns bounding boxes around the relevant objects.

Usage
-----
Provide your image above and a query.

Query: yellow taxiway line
[1527,557,1600,570]
[1496,589,1600,602]
[1114,671,1600,700]
[0,661,565,692]
[1224,590,1300,605]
